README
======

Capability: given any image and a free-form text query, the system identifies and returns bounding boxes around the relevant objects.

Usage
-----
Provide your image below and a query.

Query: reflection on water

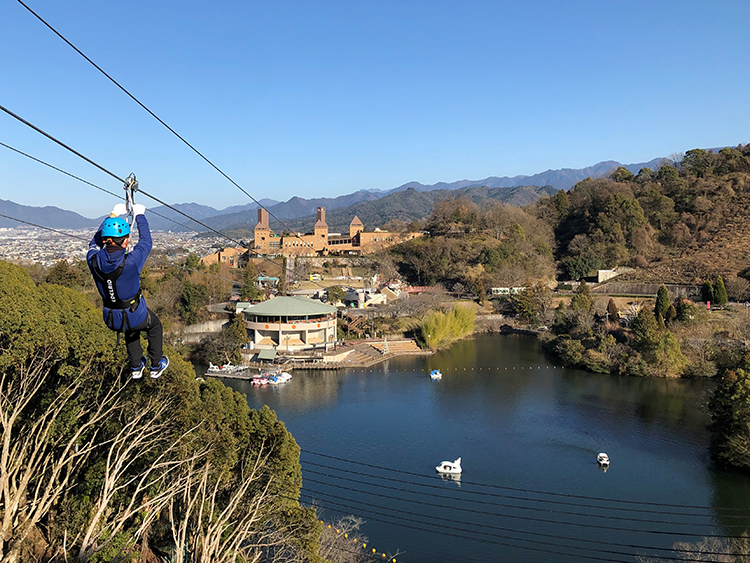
[221,334,750,562]
[439,472,462,487]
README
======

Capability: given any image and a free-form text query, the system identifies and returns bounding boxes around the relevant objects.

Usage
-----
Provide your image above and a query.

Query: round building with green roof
[242,296,337,352]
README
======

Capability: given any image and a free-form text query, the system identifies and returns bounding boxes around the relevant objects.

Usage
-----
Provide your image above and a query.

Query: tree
[714,275,728,307]
[570,281,593,312]
[710,369,750,470]
[561,254,601,281]
[635,167,654,183]
[180,280,209,324]
[199,314,248,365]
[46,259,86,288]
[327,286,346,305]
[665,304,677,325]
[674,298,697,323]
[606,298,619,322]
[514,283,552,322]
[654,285,670,320]
[726,277,750,302]
[631,308,661,355]
[701,280,714,304]
[681,148,713,178]
[185,251,202,271]
[240,261,263,300]
[612,166,634,183]
[420,305,475,350]
[654,331,688,377]
[278,256,288,295]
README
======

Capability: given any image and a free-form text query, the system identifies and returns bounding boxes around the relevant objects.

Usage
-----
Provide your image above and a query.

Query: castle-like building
[252,207,420,257]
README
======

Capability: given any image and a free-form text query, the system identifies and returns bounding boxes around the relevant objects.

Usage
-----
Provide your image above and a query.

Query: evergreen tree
[632,308,661,355]
[552,302,569,334]
[710,369,750,469]
[570,280,593,312]
[714,275,728,306]
[179,280,209,324]
[675,298,697,323]
[326,285,346,305]
[514,283,551,322]
[665,304,677,325]
[185,252,202,271]
[240,262,263,300]
[654,285,670,320]
[46,260,86,288]
[606,298,619,321]
[278,257,288,295]
[655,331,688,377]
[701,280,714,304]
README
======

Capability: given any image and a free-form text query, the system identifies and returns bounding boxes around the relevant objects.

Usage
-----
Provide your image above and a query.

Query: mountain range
[0,156,665,232]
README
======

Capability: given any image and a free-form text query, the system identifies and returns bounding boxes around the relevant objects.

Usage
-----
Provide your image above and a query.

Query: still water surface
[223,334,750,562]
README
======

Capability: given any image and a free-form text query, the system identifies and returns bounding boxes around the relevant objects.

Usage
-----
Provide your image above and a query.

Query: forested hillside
[383,145,750,294]
[390,198,556,293]
[536,146,750,283]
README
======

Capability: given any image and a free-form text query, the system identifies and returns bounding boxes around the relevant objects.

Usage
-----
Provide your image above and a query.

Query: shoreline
[205,326,544,379]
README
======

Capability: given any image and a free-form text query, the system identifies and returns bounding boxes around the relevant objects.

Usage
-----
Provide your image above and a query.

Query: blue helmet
[102,217,131,238]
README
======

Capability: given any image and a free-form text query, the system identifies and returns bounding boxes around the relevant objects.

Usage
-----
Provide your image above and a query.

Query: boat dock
[208,338,430,378]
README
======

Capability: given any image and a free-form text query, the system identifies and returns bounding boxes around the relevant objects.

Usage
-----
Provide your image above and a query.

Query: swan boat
[206,361,248,375]
[436,457,462,474]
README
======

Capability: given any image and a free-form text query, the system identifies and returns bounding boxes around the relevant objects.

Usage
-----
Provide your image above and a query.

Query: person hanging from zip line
[87,202,169,379]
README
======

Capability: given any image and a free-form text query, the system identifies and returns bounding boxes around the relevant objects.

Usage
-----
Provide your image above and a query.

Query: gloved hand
[110,203,127,217]
[132,204,146,216]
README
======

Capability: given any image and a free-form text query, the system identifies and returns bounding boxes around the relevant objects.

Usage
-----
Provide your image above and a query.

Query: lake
[222,334,750,562]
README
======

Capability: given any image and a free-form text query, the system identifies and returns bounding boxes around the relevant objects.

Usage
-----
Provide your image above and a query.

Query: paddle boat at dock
[206,361,249,375]
[430,369,442,380]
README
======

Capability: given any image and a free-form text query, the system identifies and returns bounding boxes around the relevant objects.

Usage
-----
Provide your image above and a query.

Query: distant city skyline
[2,0,749,217]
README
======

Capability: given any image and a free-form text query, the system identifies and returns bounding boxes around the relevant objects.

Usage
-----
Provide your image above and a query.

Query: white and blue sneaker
[131,357,147,379]
[149,356,169,379]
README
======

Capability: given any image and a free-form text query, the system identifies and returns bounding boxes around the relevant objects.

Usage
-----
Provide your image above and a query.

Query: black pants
[125,308,163,368]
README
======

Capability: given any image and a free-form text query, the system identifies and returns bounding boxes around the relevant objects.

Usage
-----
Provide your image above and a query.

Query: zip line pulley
[124,173,138,227]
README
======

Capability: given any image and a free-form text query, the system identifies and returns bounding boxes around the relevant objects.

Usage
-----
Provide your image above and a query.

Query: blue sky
[2,0,749,218]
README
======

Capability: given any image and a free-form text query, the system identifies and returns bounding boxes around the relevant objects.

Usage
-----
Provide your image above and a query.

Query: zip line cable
[0,213,91,242]
[301,477,746,539]
[301,487,750,559]
[301,459,745,520]
[17,0,351,254]
[0,103,245,245]
[301,467,743,528]
[0,103,125,185]
[0,105,333,291]
[0,141,201,233]
[297,493,637,563]
[0,213,249,291]
[301,493,739,563]
[301,450,750,514]
[300,492,748,563]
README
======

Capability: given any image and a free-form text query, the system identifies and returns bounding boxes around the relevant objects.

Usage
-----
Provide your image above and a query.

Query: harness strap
[90,253,142,333]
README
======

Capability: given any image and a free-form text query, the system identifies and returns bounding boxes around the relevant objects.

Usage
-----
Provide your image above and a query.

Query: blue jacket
[87,214,152,331]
